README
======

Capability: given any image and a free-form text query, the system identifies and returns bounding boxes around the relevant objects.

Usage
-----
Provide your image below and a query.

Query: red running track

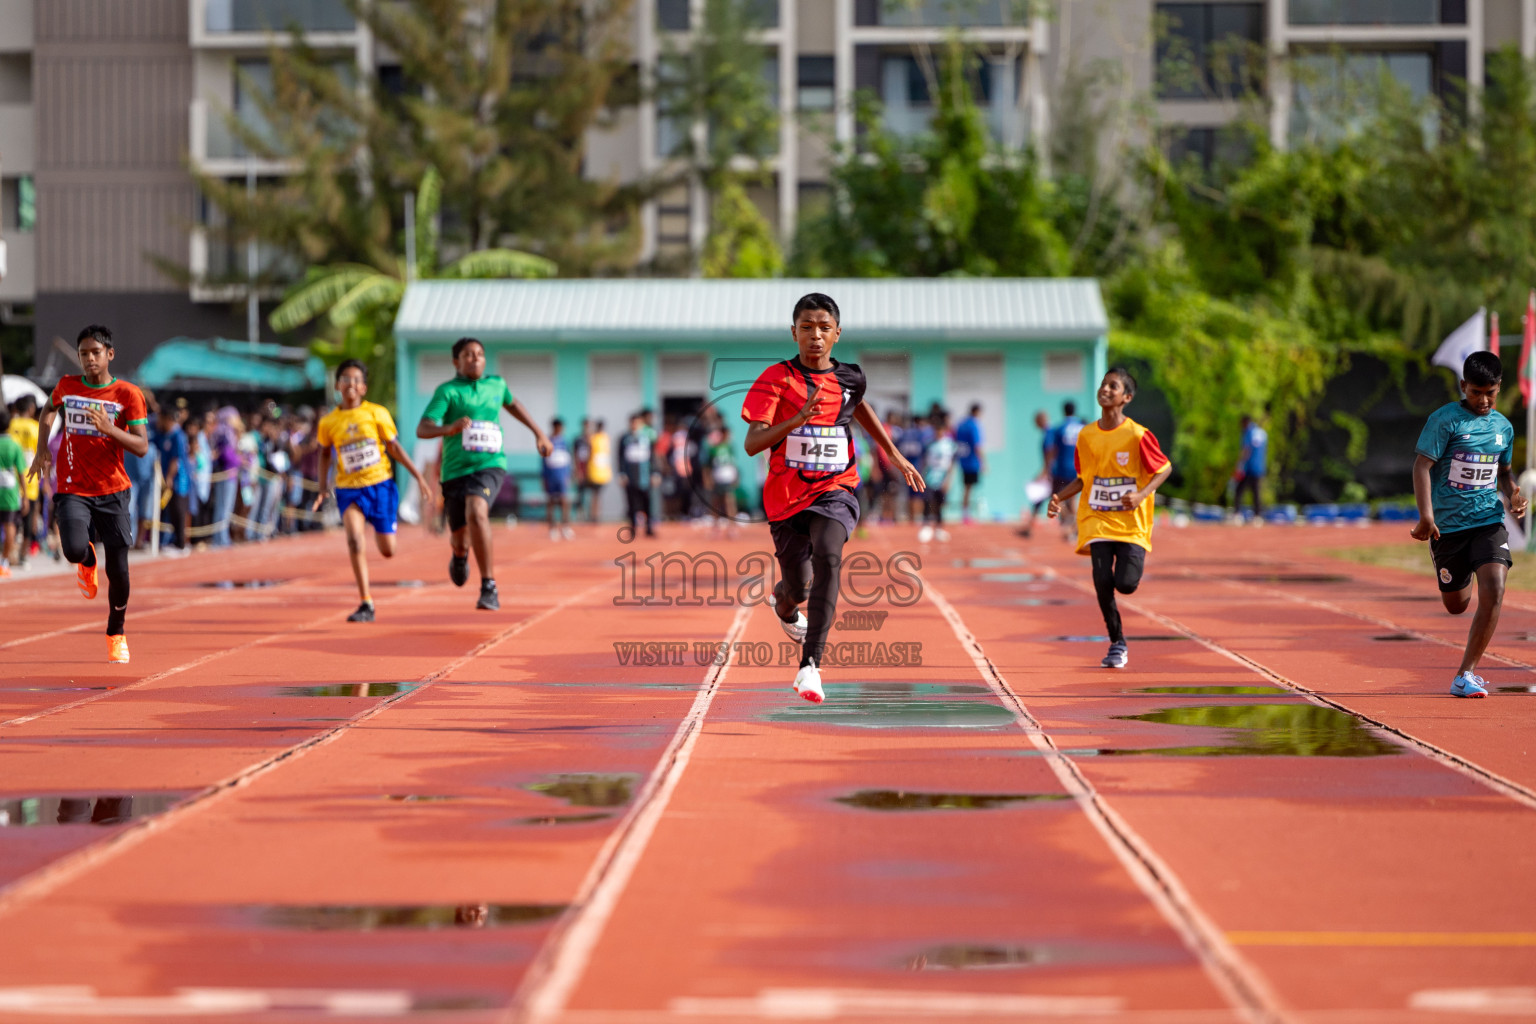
[0,520,1532,1023]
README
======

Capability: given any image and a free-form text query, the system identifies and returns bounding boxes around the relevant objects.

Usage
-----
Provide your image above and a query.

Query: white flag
[1431,309,1487,377]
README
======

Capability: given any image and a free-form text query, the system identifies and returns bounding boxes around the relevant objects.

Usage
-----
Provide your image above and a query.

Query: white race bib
[338,439,382,476]
[1449,451,1499,490]
[0,469,16,489]
[545,447,571,470]
[462,420,503,454]
[623,439,650,465]
[784,425,848,473]
[63,395,122,438]
[712,462,738,486]
[1088,475,1137,512]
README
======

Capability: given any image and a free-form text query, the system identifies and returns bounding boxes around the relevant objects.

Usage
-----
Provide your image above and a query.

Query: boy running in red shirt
[742,293,923,703]
[27,325,150,663]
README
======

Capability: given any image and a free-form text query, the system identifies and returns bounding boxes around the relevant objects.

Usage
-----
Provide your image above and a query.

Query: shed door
[859,352,911,422]
[588,354,644,520]
[499,354,556,455]
[945,353,1005,453]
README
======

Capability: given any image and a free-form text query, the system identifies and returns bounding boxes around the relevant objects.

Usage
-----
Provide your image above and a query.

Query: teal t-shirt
[1415,401,1514,534]
[0,434,25,511]
[421,375,517,482]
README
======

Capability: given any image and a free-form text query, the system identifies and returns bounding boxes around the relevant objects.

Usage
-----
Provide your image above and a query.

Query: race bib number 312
[1089,476,1137,512]
[1448,451,1500,490]
[785,425,848,472]
[63,395,121,438]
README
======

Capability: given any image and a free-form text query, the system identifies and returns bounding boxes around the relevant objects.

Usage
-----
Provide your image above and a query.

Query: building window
[798,55,835,111]
[1290,49,1436,140]
[1155,3,1264,100]
[1165,126,1253,173]
[878,51,1023,145]
[1288,0,1442,26]
[205,0,356,33]
[1044,352,1085,393]
[858,0,1020,27]
[658,0,690,31]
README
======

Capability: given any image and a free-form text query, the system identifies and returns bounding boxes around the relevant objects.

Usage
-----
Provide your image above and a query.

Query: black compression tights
[779,514,849,669]
[1090,542,1145,645]
[59,523,130,636]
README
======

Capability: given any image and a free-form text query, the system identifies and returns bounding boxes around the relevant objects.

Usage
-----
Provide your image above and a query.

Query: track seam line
[1097,571,1536,812]
[922,578,1290,1024]
[510,600,756,1024]
[0,594,228,651]
[0,578,608,915]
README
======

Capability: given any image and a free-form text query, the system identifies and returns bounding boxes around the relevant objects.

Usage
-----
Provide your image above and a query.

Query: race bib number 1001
[461,419,503,454]
[785,425,848,473]
[63,395,121,438]
[1448,451,1500,491]
[1088,476,1137,512]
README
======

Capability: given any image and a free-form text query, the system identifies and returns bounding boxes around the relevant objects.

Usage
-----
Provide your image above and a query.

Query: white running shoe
[778,608,808,642]
[549,528,561,541]
[562,526,575,540]
[918,525,934,543]
[935,528,951,542]
[793,661,824,704]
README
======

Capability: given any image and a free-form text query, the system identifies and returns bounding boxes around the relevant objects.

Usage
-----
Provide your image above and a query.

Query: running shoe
[1102,641,1129,669]
[106,635,129,664]
[918,525,934,543]
[935,528,951,542]
[793,660,825,704]
[449,553,469,587]
[772,581,808,642]
[347,602,375,623]
[549,527,561,541]
[562,526,575,540]
[476,580,500,611]
[1450,671,1488,698]
[77,561,98,600]
[0,563,10,579]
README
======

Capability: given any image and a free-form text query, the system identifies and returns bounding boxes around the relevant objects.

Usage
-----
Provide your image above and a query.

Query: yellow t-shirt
[587,431,613,485]
[1073,417,1171,555]
[8,416,39,501]
[318,401,397,490]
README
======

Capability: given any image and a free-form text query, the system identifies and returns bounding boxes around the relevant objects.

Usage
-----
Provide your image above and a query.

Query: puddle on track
[835,790,1071,811]
[0,793,190,827]
[1372,634,1422,641]
[1106,703,1400,757]
[766,683,1016,730]
[511,812,614,826]
[979,573,1040,583]
[1497,685,1536,693]
[199,579,292,589]
[275,682,421,698]
[4,685,115,692]
[252,904,567,930]
[907,945,1037,970]
[1053,635,1187,643]
[1133,685,1289,695]
[526,774,637,808]
[382,795,460,803]
[1231,573,1351,584]
[952,559,1028,569]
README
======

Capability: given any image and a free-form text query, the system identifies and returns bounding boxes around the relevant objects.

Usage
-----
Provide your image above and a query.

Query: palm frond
[329,275,405,328]
[269,264,384,332]
[442,248,557,280]
[415,166,442,277]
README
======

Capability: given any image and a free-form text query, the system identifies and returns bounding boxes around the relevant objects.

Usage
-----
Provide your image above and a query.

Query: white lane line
[923,579,1290,1024]
[0,580,607,915]
[1087,571,1536,813]
[0,594,227,651]
[511,601,756,1024]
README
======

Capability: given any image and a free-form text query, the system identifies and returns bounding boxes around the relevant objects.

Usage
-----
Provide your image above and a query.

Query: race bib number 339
[785,425,848,472]
[338,439,382,476]
[1089,476,1137,512]
[63,395,121,438]
[1449,451,1500,490]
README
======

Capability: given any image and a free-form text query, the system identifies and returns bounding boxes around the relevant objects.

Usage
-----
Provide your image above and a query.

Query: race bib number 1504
[1088,476,1137,512]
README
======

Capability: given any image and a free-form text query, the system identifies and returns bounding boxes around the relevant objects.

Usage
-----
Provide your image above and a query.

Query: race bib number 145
[785,425,848,472]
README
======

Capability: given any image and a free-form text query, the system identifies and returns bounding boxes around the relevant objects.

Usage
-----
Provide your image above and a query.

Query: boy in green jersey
[417,337,552,610]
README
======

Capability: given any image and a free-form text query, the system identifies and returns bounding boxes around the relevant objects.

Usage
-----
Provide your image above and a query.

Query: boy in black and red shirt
[28,325,150,664]
[742,293,923,703]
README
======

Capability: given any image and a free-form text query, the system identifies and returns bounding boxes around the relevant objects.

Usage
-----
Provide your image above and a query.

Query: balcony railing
[204,0,356,33]
[1288,0,1441,26]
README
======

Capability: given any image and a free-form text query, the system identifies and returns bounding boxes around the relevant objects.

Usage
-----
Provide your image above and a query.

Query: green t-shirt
[0,434,26,511]
[421,374,517,482]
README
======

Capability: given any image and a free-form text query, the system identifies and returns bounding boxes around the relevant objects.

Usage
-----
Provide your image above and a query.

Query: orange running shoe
[107,635,130,664]
[77,561,98,599]
[0,564,11,579]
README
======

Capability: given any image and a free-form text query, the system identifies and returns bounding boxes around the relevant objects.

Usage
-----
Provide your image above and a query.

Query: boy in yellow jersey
[1048,368,1172,669]
[8,396,40,564]
[313,360,433,622]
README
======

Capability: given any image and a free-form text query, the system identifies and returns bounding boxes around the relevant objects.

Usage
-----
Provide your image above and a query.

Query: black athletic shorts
[1431,521,1512,593]
[442,468,506,532]
[962,469,980,487]
[769,488,860,561]
[54,490,134,548]
[0,508,17,527]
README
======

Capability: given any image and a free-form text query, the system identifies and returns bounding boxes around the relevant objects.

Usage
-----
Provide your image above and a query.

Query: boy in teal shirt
[417,337,552,610]
[1412,351,1528,697]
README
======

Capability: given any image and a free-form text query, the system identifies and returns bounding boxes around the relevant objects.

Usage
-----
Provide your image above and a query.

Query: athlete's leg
[343,505,371,603]
[1442,584,1473,615]
[466,494,494,582]
[1113,544,1146,595]
[103,541,130,636]
[800,514,848,668]
[1090,543,1123,644]
[56,501,95,567]
[374,528,396,558]
[1458,560,1507,676]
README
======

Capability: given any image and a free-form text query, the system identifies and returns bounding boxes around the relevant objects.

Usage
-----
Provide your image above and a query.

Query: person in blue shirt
[151,407,190,552]
[1232,414,1268,517]
[895,412,930,523]
[543,416,574,541]
[1045,401,1084,541]
[1412,352,1528,698]
[954,402,985,524]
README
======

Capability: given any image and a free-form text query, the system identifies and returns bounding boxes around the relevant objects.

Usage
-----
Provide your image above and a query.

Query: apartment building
[5,0,1536,375]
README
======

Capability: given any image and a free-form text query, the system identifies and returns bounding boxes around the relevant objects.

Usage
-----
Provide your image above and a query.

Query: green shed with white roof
[393,278,1108,521]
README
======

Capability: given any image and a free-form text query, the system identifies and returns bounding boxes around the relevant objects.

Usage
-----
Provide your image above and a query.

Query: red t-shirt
[741,357,866,521]
[49,375,148,496]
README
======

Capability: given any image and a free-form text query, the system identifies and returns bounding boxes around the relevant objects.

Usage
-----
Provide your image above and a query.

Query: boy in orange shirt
[1048,368,1172,669]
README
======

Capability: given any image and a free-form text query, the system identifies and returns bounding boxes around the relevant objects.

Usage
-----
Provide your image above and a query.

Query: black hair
[792,292,840,325]
[1063,400,1076,417]
[1464,351,1503,387]
[12,395,36,416]
[77,324,113,349]
[969,403,981,415]
[1106,366,1137,397]
[0,407,9,433]
[452,336,484,360]
[336,358,368,383]
[551,416,564,429]
[595,418,605,430]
